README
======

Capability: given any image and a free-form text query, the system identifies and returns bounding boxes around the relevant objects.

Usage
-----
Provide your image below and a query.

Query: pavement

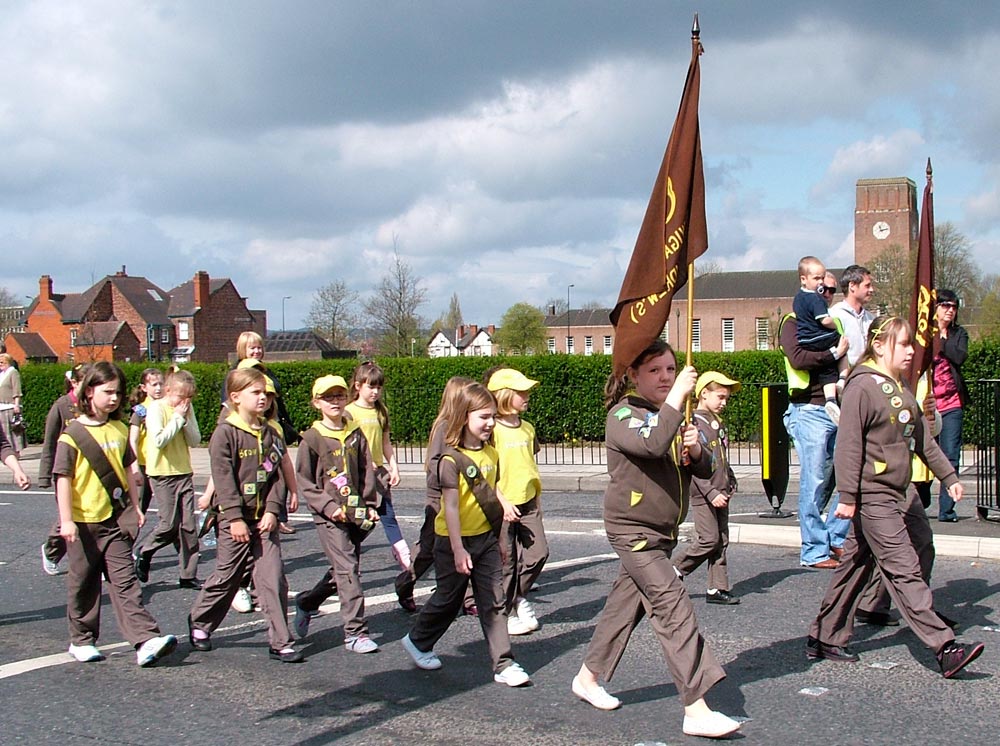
[8,443,1000,561]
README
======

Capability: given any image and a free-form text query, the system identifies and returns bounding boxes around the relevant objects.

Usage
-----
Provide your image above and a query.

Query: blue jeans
[936,408,963,520]
[785,403,851,565]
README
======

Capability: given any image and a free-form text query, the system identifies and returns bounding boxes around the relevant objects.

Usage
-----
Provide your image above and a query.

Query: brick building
[166,271,266,363]
[544,176,917,355]
[5,268,266,365]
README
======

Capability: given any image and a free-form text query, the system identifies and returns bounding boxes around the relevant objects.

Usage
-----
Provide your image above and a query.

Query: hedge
[13,337,1000,447]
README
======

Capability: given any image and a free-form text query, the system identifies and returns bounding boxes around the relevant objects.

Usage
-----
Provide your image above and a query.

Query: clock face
[873,221,891,240]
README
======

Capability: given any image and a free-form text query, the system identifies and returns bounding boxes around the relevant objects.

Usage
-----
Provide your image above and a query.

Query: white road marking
[0,552,617,680]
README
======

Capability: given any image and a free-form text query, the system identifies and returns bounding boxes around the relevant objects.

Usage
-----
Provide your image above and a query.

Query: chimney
[194,271,210,309]
[458,324,466,339]
[115,265,127,277]
[470,324,479,337]
[487,324,495,335]
[39,275,53,301]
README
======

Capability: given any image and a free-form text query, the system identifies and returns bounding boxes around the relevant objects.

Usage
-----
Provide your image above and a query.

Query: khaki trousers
[674,496,730,592]
[298,521,371,639]
[583,544,726,705]
[66,517,161,647]
[190,521,293,650]
[501,497,550,610]
[810,496,953,654]
[857,485,935,615]
[137,474,200,581]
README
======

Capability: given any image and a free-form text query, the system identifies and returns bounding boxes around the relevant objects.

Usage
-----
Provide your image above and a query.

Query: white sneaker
[824,400,841,426]
[42,545,63,576]
[571,674,621,710]
[508,613,535,636]
[345,635,379,654]
[231,587,253,613]
[68,644,104,663]
[494,661,531,687]
[515,597,540,631]
[401,633,441,670]
[682,710,741,738]
[136,635,177,667]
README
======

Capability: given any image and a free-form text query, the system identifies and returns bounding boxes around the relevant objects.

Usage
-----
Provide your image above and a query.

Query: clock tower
[854,177,918,268]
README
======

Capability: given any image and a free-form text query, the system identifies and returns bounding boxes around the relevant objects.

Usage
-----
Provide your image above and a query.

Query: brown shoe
[830,546,845,560]
[808,558,839,569]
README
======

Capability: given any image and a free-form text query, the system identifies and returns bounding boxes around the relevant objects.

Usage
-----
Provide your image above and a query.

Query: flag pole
[685,14,703,420]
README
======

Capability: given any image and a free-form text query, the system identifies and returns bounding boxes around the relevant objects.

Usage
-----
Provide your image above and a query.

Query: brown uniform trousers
[44,513,67,565]
[189,521,293,650]
[583,543,726,706]
[297,521,370,639]
[136,474,200,581]
[674,495,731,592]
[67,516,161,647]
[810,495,953,653]
[857,484,935,616]
[501,497,549,610]
[408,532,514,674]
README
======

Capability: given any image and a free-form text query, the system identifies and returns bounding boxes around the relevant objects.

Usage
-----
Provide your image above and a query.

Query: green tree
[493,302,548,355]
[366,246,427,357]
[304,280,359,348]
[934,222,978,296]
[870,242,911,316]
[430,292,463,335]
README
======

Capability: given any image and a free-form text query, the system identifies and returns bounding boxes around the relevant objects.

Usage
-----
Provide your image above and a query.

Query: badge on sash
[465,464,479,480]
[903,424,915,437]
[340,485,352,497]
[898,409,911,424]
[890,395,903,409]
[256,469,267,482]
[881,382,894,394]
[243,483,257,495]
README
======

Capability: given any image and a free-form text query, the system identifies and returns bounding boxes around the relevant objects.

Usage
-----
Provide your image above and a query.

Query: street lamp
[566,284,575,354]
[411,338,416,357]
[281,296,291,332]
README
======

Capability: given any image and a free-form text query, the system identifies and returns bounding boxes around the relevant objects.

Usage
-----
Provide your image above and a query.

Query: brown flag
[906,158,935,392]
[610,29,708,379]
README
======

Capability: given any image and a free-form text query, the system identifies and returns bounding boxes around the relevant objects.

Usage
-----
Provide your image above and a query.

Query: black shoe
[806,635,859,662]
[706,590,740,605]
[188,615,212,652]
[937,641,984,678]
[938,515,959,523]
[934,609,959,630]
[134,553,151,583]
[855,610,899,627]
[269,647,304,663]
[178,578,202,590]
[397,594,417,613]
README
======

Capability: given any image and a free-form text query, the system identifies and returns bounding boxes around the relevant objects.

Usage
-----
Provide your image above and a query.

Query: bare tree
[431,293,464,334]
[869,243,911,316]
[542,298,567,316]
[0,286,19,308]
[305,281,359,348]
[934,222,979,298]
[366,245,427,357]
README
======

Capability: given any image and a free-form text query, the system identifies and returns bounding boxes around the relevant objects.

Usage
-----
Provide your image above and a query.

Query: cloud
[810,130,926,201]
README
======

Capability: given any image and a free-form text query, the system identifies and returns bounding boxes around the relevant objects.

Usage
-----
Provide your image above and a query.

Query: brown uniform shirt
[835,363,957,506]
[209,412,287,527]
[296,421,376,523]
[690,410,737,503]
[603,395,712,552]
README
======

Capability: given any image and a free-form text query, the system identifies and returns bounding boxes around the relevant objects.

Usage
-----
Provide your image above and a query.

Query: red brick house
[6,268,265,365]
[166,271,267,363]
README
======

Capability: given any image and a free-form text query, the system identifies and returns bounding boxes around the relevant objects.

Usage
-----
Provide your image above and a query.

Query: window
[722,318,735,352]
[566,336,574,354]
[603,335,612,354]
[160,327,170,344]
[584,336,593,356]
[178,321,190,341]
[70,328,77,347]
[691,319,701,352]
[660,322,669,343]
[756,318,770,351]
[547,337,555,353]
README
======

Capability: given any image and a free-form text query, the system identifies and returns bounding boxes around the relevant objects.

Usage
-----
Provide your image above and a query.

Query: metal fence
[975,379,999,519]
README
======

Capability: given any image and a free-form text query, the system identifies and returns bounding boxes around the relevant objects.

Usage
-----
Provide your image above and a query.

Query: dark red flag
[610,29,708,379]
[907,159,935,391]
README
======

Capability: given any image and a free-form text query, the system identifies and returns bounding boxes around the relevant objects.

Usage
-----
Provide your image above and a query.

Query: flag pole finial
[692,13,700,39]
[926,157,933,182]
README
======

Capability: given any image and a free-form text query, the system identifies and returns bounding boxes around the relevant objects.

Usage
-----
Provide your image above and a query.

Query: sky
[2,1,999,332]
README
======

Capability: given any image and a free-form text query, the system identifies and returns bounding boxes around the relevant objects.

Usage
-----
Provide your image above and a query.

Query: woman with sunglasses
[930,290,969,522]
